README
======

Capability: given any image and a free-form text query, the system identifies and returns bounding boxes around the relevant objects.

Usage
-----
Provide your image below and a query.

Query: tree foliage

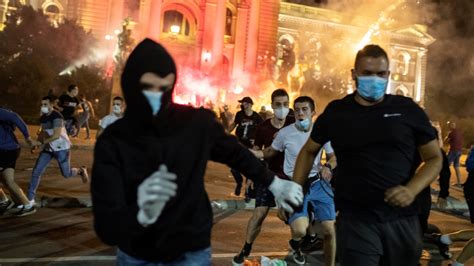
[0,6,108,120]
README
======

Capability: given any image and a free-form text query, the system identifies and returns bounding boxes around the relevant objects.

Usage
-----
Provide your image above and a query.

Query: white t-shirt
[271,123,334,178]
[99,114,121,130]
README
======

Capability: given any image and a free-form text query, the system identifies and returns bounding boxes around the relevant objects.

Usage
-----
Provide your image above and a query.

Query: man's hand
[137,164,177,227]
[320,165,332,181]
[384,185,415,208]
[268,176,303,213]
[249,149,264,159]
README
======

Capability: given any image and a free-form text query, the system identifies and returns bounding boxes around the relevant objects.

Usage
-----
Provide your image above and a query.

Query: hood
[121,38,177,121]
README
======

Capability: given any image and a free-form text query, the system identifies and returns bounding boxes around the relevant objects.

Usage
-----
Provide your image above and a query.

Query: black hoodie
[91,39,275,262]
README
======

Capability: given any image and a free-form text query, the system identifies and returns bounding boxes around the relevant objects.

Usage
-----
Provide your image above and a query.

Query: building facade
[0,0,435,105]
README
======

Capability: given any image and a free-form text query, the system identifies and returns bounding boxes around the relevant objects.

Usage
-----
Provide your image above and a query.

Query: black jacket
[91,39,274,262]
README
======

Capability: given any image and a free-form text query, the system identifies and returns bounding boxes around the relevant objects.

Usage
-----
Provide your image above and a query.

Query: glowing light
[355,0,405,51]
[233,85,244,95]
[170,25,180,34]
[114,29,121,35]
[105,35,113,40]
[203,51,212,62]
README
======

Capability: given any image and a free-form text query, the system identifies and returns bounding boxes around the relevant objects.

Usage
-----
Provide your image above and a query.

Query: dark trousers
[231,169,243,196]
[438,149,451,199]
[337,214,422,266]
[417,186,432,235]
[464,171,474,223]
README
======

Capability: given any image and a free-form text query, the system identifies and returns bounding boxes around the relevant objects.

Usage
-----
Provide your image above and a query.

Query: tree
[0,6,105,120]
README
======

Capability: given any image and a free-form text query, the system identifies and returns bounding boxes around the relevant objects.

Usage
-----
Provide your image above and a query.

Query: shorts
[255,183,276,208]
[0,148,21,170]
[288,179,336,224]
[448,150,462,167]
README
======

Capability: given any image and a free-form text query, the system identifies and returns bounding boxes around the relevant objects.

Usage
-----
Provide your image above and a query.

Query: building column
[232,4,249,78]
[244,0,260,72]
[415,49,427,106]
[211,0,226,70]
[147,0,163,41]
[107,0,125,36]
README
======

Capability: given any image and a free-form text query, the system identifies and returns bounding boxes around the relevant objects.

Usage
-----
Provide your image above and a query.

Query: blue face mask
[356,76,388,102]
[142,90,163,115]
[296,118,311,131]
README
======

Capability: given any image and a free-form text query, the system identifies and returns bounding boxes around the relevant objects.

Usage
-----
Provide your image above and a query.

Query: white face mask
[40,106,50,114]
[113,105,122,115]
[273,107,289,120]
[142,91,163,115]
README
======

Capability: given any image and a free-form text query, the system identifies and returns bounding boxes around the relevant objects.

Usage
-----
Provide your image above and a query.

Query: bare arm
[88,101,95,118]
[293,138,323,186]
[385,139,442,207]
[249,146,279,160]
[96,127,104,140]
[41,126,62,144]
[228,122,236,133]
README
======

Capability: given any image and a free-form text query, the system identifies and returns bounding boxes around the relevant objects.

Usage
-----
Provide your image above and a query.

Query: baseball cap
[238,97,253,104]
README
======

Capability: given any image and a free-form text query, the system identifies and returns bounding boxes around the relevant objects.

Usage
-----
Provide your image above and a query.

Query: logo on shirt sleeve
[383,113,402,118]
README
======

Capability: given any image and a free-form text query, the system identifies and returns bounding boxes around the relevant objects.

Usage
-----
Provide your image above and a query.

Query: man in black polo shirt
[292,45,442,265]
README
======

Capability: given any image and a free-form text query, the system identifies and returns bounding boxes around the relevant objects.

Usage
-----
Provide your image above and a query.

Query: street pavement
[0,126,473,265]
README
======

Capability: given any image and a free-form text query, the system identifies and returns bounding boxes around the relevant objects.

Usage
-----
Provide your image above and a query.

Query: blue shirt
[0,108,30,150]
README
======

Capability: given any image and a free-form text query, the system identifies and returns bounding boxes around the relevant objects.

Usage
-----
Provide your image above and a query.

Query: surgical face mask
[40,106,50,114]
[142,90,163,115]
[273,107,289,120]
[296,118,311,131]
[113,105,122,115]
[356,76,388,102]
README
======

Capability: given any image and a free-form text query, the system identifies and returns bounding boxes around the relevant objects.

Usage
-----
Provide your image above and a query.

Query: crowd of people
[0,39,473,265]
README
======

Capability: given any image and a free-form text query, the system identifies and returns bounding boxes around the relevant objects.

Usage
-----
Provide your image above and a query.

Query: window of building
[162,10,191,36]
[225,8,233,36]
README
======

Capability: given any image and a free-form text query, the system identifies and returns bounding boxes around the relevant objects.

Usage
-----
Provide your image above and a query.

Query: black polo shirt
[310,94,436,222]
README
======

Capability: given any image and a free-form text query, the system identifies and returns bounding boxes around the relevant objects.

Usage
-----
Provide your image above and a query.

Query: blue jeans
[27,150,78,200]
[65,119,76,136]
[448,150,462,167]
[116,247,211,266]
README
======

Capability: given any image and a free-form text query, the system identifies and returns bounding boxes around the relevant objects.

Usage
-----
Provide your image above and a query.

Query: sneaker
[16,199,35,209]
[463,211,470,217]
[0,200,13,215]
[14,206,37,217]
[292,250,306,265]
[301,234,323,252]
[432,233,453,259]
[232,250,247,266]
[79,167,89,183]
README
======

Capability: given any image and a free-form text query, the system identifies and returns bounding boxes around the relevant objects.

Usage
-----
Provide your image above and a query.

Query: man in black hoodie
[91,39,303,265]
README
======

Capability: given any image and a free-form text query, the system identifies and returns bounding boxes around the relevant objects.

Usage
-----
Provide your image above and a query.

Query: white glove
[137,164,177,227]
[268,176,303,214]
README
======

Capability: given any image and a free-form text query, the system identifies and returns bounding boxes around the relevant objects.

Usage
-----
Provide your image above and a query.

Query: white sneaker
[463,211,470,217]
[17,199,35,209]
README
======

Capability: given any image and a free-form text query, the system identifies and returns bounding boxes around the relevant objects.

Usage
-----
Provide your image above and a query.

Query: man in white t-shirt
[96,96,124,139]
[252,96,336,266]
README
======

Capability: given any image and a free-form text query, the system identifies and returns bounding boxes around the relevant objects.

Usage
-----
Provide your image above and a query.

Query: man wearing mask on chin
[233,88,295,265]
[91,39,303,265]
[96,96,125,139]
[293,44,442,266]
[251,96,336,266]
